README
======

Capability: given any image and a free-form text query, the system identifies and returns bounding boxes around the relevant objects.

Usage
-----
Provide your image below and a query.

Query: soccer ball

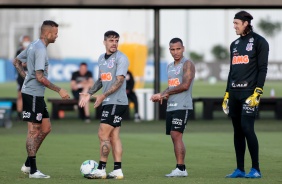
[80,160,98,176]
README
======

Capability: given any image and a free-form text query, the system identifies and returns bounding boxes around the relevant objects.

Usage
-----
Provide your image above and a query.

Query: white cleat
[84,169,106,179]
[21,164,30,174]
[107,169,124,179]
[165,168,188,177]
[29,170,50,179]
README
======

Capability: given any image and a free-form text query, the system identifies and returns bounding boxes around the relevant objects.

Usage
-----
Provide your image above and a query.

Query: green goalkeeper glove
[245,87,263,107]
[222,92,229,115]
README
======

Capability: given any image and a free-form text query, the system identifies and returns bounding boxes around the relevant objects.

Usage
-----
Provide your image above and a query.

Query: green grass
[0,81,282,183]
[0,120,282,184]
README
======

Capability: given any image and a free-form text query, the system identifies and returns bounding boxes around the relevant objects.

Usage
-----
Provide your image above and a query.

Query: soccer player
[79,30,129,179]
[150,38,195,177]
[222,11,269,178]
[13,20,70,179]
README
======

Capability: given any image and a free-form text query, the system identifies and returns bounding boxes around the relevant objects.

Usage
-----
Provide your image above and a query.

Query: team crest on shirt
[175,65,182,75]
[107,58,115,68]
[235,40,239,44]
[246,43,253,51]
[36,113,42,121]
[249,37,254,42]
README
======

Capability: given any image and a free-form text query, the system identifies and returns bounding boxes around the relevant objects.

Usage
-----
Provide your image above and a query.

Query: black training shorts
[166,109,192,135]
[229,90,259,118]
[100,104,128,127]
[22,93,49,123]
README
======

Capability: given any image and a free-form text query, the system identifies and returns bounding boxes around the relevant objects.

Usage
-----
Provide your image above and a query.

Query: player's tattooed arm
[160,87,170,96]
[103,75,124,97]
[35,70,61,92]
[88,78,103,95]
[164,60,195,96]
[13,58,26,79]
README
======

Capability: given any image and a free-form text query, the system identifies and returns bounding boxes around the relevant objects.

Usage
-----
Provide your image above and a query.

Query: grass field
[0,81,282,184]
[1,120,282,184]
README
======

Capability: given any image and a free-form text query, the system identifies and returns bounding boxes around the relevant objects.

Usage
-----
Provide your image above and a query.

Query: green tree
[189,51,204,62]
[257,17,281,60]
[211,44,228,61]
[257,17,281,37]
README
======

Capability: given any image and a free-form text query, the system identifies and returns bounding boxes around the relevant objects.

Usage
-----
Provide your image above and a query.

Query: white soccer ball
[80,160,98,176]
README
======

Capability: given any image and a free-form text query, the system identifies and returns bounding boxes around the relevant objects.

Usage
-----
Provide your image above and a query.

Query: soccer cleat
[21,164,30,174]
[245,168,262,178]
[84,169,106,179]
[107,169,124,179]
[165,168,188,177]
[29,170,50,179]
[225,169,245,178]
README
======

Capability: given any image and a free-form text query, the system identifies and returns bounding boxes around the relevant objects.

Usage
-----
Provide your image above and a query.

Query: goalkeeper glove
[245,87,263,107]
[222,92,229,115]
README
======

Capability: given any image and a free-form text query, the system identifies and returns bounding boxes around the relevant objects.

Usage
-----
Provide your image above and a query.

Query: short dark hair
[169,38,183,45]
[234,11,253,34]
[80,62,87,67]
[42,20,59,28]
[104,30,120,40]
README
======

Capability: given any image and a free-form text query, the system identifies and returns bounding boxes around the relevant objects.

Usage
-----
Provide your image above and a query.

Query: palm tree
[257,17,281,60]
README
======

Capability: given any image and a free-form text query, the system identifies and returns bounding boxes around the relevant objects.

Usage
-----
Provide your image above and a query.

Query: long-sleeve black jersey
[226,31,269,92]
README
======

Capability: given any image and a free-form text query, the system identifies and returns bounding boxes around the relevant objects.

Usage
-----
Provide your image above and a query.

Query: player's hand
[150,93,161,103]
[245,87,263,107]
[59,89,70,99]
[222,92,229,115]
[79,93,91,107]
[93,94,106,108]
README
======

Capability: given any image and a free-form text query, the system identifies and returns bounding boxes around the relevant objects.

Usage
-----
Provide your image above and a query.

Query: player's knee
[45,126,52,134]
[98,131,108,141]
[170,131,182,140]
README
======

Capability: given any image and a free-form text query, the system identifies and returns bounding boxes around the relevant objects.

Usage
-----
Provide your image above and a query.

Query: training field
[0,81,282,184]
[0,119,282,184]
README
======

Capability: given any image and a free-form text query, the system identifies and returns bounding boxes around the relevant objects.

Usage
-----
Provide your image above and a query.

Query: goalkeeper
[222,11,269,179]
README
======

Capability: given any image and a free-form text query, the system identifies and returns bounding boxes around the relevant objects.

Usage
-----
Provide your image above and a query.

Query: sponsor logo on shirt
[231,81,248,88]
[168,102,178,107]
[168,78,180,87]
[101,72,112,81]
[232,55,249,65]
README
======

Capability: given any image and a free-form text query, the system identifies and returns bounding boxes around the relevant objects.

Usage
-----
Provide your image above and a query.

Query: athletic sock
[98,161,107,170]
[114,162,121,170]
[29,156,37,174]
[24,157,30,167]
[176,164,186,171]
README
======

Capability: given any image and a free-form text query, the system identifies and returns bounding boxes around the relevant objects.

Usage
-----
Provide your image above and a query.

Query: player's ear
[103,40,106,46]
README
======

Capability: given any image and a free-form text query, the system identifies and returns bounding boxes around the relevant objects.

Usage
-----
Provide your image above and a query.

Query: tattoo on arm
[88,78,103,95]
[13,58,26,79]
[36,70,61,92]
[165,60,195,95]
[161,87,170,96]
[103,75,124,97]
